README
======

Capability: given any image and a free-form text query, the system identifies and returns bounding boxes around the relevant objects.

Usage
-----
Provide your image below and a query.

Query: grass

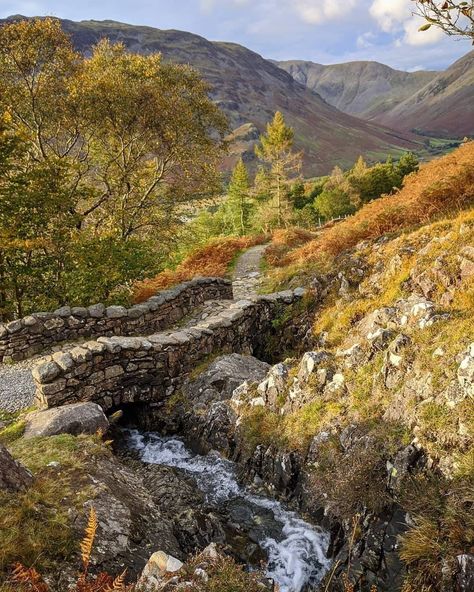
[0,434,108,584]
[133,234,267,302]
[264,142,474,290]
[399,471,474,592]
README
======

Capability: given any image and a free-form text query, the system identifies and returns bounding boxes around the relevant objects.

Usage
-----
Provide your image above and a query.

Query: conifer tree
[226,158,252,235]
[255,111,303,228]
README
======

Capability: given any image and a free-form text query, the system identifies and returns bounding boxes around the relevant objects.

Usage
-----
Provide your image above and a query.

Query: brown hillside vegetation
[134,235,266,302]
[284,141,474,268]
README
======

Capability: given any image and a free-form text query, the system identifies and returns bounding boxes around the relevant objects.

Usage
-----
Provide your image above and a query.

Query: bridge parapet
[33,289,305,411]
[0,278,232,363]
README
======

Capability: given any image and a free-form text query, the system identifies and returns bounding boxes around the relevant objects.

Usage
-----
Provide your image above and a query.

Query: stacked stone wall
[33,289,305,410]
[0,278,232,363]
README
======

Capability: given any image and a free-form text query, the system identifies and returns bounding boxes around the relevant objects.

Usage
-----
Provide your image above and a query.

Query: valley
[0,8,473,592]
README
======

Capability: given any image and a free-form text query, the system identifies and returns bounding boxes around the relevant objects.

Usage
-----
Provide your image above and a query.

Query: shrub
[133,234,267,302]
[285,142,474,266]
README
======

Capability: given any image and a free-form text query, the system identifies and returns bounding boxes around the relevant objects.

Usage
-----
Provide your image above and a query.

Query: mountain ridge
[277,52,474,138]
[1,16,422,176]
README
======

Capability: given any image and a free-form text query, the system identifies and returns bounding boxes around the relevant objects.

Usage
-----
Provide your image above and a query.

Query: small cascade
[126,430,331,592]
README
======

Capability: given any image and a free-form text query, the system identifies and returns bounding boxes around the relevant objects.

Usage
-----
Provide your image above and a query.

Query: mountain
[373,51,474,138]
[276,60,437,120]
[278,53,474,139]
[1,17,421,177]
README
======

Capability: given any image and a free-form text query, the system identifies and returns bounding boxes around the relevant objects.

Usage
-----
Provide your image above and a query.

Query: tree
[255,111,303,228]
[396,152,419,179]
[225,159,253,235]
[315,187,356,221]
[76,40,227,241]
[413,1,474,41]
[0,18,228,319]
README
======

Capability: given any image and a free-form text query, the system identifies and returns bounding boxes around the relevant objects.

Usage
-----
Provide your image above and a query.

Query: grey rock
[23,402,109,438]
[6,319,23,334]
[105,305,128,318]
[88,303,105,318]
[0,443,32,491]
[32,360,61,384]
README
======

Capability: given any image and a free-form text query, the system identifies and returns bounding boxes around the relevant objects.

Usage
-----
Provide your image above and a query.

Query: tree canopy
[0,18,227,319]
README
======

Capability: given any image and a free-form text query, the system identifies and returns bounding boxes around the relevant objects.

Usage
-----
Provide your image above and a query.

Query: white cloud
[403,17,444,45]
[369,0,410,32]
[357,31,376,49]
[370,0,443,46]
[293,0,358,24]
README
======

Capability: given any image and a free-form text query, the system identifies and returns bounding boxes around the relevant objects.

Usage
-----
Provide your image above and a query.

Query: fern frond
[80,507,98,572]
[105,569,127,591]
[12,563,49,592]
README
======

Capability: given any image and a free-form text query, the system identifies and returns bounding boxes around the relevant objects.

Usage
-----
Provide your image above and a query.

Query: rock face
[167,354,271,454]
[0,443,32,491]
[0,277,232,363]
[23,402,109,438]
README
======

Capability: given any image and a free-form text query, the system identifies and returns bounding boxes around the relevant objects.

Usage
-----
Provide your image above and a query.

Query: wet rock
[455,554,474,592]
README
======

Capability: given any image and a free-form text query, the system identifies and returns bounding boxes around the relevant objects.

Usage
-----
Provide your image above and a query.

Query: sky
[0,0,471,71]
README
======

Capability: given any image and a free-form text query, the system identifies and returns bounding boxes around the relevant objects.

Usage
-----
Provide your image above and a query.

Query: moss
[9,433,107,474]
[0,420,26,445]
[188,352,223,381]
[0,434,108,584]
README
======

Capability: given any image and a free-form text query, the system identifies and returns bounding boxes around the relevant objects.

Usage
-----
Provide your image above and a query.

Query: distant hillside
[278,53,474,139]
[276,60,436,120]
[375,51,474,138]
[0,17,421,176]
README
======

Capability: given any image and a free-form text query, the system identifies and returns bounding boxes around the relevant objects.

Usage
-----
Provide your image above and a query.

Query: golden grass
[133,234,267,302]
[284,142,474,267]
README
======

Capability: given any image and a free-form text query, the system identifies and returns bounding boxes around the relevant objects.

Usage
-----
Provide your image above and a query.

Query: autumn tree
[413,1,474,40]
[255,111,303,228]
[75,40,227,242]
[0,18,228,318]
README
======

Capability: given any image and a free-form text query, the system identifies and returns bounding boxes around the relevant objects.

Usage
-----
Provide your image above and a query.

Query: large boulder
[0,443,32,491]
[176,354,270,453]
[182,354,271,413]
[23,402,109,438]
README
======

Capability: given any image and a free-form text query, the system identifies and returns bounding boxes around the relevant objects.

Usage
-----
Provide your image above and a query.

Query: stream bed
[126,429,331,592]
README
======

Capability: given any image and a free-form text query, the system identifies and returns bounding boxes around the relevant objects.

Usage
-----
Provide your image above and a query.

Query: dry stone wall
[0,278,232,363]
[33,289,305,411]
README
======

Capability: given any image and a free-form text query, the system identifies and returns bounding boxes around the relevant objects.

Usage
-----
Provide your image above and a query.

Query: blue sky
[0,0,471,70]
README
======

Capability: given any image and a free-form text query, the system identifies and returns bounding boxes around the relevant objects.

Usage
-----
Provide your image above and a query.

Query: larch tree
[226,158,253,235]
[255,111,303,228]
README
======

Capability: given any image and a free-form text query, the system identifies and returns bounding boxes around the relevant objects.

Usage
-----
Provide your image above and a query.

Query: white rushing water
[126,430,331,592]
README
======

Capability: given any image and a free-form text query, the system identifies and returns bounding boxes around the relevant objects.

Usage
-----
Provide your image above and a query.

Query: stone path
[0,244,268,413]
[232,244,267,300]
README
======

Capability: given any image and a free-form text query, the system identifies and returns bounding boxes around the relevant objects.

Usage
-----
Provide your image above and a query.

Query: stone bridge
[29,283,305,411]
[0,278,232,363]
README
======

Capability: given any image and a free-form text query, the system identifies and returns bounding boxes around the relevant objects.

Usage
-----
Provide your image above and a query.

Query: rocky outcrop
[0,278,232,363]
[0,443,32,491]
[23,402,109,438]
[175,354,270,453]
[32,289,305,411]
